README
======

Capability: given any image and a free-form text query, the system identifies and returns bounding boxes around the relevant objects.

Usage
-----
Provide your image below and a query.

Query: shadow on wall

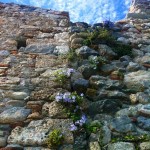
[16,36,27,49]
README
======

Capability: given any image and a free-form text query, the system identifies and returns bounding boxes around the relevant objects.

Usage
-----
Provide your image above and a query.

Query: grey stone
[53,45,70,55]
[122,24,134,29]
[60,144,73,150]
[59,18,69,26]
[71,71,83,83]
[42,102,67,118]
[138,104,150,117]
[24,147,49,150]
[0,50,10,57]
[71,38,84,46]
[117,37,130,44]
[89,132,100,142]
[130,92,150,104]
[6,100,26,107]
[127,62,141,72]
[116,104,143,117]
[78,65,97,79]
[142,45,150,53]
[101,64,116,75]
[124,71,150,92]
[107,91,128,100]
[94,114,113,124]
[109,116,136,133]
[8,119,73,146]
[0,107,31,123]
[24,44,55,54]
[0,136,7,147]
[101,125,111,145]
[128,27,139,33]
[89,142,101,150]
[132,49,144,57]
[72,78,89,93]
[107,142,135,150]
[89,75,107,89]
[6,144,23,150]
[88,99,122,115]
[41,68,69,78]
[98,44,117,59]
[54,32,69,43]
[127,13,149,19]
[135,56,150,64]
[140,142,150,150]
[75,46,99,59]
[137,116,150,131]
[6,91,29,100]
[73,133,87,150]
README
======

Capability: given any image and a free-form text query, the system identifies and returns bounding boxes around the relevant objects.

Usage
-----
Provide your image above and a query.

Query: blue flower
[75,114,87,126]
[80,93,84,97]
[63,92,71,102]
[80,114,87,123]
[55,93,63,102]
[66,68,75,77]
[70,124,78,131]
[103,20,114,28]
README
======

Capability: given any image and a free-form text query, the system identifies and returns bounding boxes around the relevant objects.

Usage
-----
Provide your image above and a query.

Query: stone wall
[127,0,150,19]
[0,2,70,54]
[0,1,150,150]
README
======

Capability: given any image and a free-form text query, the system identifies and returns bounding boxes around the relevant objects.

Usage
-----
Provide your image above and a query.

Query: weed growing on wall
[46,129,64,148]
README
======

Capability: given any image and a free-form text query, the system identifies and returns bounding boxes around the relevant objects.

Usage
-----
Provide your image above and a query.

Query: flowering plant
[46,129,64,148]
[53,68,74,85]
[55,91,84,105]
[103,20,114,29]
[55,91,86,132]
[70,114,87,131]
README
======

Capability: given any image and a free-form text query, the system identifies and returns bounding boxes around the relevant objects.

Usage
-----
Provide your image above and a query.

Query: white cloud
[29,0,47,7]
[125,0,131,6]
[9,0,132,24]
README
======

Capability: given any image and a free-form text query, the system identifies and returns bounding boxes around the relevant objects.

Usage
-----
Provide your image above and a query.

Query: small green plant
[66,49,76,61]
[53,70,68,85]
[88,56,106,70]
[53,68,74,85]
[111,42,132,57]
[46,129,64,148]
[85,121,102,134]
[118,71,124,79]
[97,29,115,43]
[111,134,150,143]
[82,28,115,47]
[64,108,81,122]
[82,38,92,46]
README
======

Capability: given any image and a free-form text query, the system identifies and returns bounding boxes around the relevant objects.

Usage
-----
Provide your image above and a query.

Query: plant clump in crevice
[46,129,64,148]
[16,36,27,49]
[81,28,133,57]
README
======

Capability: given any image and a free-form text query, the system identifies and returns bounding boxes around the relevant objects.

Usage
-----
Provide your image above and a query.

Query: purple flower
[71,95,76,102]
[66,68,75,77]
[103,20,114,28]
[63,92,71,98]
[63,92,76,103]
[75,114,87,126]
[80,114,87,123]
[70,124,78,131]
[55,93,63,102]
[80,93,84,97]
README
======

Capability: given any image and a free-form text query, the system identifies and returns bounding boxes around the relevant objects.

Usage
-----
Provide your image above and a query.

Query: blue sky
[0,0,131,24]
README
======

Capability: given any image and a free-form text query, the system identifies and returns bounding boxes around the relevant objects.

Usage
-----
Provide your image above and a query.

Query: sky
[0,0,131,24]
